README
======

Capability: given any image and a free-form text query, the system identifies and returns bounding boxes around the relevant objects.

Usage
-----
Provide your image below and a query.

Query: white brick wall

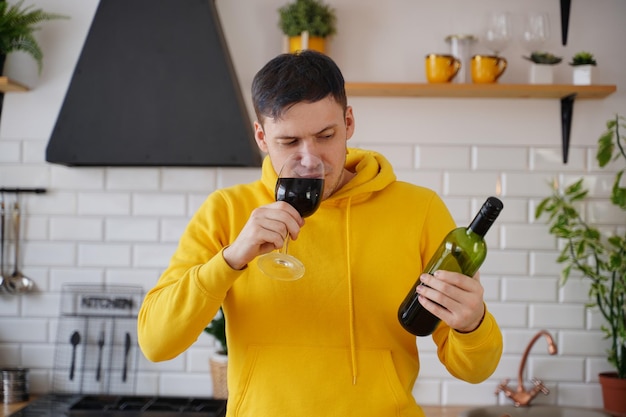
[0,0,624,408]
[4,141,621,406]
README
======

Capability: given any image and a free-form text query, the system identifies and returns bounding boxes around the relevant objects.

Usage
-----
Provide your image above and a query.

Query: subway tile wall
[1,0,625,408]
[1,140,624,406]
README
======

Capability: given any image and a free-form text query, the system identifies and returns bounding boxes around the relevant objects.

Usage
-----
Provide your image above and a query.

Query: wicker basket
[209,355,228,400]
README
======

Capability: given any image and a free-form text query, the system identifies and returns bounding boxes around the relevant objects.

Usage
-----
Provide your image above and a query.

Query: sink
[459,406,611,417]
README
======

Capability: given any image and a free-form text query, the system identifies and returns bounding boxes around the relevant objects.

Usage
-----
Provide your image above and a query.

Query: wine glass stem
[281,235,291,255]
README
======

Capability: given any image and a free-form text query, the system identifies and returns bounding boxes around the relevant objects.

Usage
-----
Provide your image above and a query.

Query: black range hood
[46,0,262,167]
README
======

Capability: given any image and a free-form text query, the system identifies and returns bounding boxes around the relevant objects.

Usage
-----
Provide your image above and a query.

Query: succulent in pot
[523,51,563,65]
[278,0,336,38]
[278,0,336,53]
[524,51,562,84]
[568,51,597,85]
[569,51,597,66]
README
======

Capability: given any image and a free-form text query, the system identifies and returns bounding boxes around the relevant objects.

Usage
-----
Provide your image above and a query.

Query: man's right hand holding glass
[222,201,304,271]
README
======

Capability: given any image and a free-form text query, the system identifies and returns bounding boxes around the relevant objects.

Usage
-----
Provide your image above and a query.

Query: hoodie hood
[260,148,397,203]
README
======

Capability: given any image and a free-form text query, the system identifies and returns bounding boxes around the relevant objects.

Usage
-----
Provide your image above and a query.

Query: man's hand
[415,270,485,333]
[223,202,304,270]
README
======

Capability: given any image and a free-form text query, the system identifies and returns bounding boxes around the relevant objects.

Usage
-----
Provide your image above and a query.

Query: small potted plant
[535,114,626,416]
[278,0,337,54]
[569,51,597,85]
[0,0,67,74]
[204,308,228,399]
[523,51,563,84]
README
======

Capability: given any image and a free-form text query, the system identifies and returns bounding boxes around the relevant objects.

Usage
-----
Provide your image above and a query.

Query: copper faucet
[496,330,558,407]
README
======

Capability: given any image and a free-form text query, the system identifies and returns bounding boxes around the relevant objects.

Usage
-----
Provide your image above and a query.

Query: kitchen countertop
[0,398,469,417]
[1,398,31,416]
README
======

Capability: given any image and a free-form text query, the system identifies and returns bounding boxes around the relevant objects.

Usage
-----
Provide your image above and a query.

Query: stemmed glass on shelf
[482,11,513,56]
[257,152,325,281]
[521,12,551,53]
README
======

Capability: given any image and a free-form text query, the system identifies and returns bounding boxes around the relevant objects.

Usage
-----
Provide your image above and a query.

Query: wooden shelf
[0,76,29,92]
[345,82,618,165]
[345,82,616,99]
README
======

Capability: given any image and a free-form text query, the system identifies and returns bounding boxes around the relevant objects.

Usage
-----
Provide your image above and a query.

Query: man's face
[254,96,355,200]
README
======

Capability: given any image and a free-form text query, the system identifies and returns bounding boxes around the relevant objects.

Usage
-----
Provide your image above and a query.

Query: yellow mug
[471,55,507,83]
[425,54,461,83]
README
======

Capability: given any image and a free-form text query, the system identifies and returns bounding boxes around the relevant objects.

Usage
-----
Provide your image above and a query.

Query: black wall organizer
[53,284,144,396]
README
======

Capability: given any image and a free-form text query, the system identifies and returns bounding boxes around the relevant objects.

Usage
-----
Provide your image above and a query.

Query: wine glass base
[257,253,305,281]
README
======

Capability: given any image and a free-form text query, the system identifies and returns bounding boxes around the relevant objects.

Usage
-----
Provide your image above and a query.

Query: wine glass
[483,11,513,56]
[257,152,325,281]
[521,12,551,53]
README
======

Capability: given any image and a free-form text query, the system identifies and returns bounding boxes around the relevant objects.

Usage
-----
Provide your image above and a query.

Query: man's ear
[345,106,355,141]
[254,121,268,153]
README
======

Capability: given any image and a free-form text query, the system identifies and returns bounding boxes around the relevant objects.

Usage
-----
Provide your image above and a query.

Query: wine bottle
[398,196,503,337]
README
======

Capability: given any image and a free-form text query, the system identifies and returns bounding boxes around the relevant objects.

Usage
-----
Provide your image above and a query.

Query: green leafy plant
[0,0,67,73]
[570,51,597,66]
[536,114,626,379]
[278,0,337,38]
[204,307,227,355]
[523,51,563,65]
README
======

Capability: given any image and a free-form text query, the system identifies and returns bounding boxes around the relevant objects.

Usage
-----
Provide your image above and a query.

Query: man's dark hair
[251,50,347,123]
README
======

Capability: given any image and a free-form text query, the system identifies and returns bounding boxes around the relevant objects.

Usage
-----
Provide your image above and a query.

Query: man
[138,51,502,417]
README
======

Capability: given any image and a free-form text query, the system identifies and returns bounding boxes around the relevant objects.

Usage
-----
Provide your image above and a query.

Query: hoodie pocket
[229,345,418,417]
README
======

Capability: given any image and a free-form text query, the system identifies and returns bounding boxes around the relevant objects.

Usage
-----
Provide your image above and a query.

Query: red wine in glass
[257,152,325,281]
[275,178,324,218]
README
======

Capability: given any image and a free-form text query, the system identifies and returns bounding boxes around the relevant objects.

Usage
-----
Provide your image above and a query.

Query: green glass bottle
[398,196,503,336]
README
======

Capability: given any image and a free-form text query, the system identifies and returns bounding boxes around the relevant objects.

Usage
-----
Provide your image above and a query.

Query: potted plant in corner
[536,114,626,417]
[523,51,562,84]
[278,0,337,54]
[204,307,228,399]
[569,51,597,85]
[0,0,67,74]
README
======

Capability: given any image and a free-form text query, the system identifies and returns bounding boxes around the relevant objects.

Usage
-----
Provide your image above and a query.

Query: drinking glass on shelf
[257,152,325,281]
[522,12,551,52]
[482,11,513,56]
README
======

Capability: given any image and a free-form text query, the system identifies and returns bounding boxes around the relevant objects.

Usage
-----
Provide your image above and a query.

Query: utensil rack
[52,284,144,396]
[0,188,47,194]
[1,190,45,294]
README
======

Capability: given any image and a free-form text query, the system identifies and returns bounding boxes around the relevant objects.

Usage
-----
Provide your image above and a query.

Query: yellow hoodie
[138,148,502,417]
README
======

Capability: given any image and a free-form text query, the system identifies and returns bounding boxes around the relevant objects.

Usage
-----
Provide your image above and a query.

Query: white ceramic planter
[529,64,554,84]
[572,65,594,85]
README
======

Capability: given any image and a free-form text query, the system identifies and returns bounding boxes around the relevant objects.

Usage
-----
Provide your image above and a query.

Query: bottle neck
[468,197,504,237]
[468,215,492,237]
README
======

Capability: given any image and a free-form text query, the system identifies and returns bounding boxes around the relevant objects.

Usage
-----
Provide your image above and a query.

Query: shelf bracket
[560,93,576,164]
[560,0,571,45]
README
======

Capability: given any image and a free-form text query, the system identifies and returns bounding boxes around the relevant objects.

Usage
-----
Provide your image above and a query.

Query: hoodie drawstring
[345,196,357,385]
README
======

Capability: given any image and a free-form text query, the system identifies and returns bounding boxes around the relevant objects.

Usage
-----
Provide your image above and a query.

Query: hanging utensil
[7,201,34,293]
[96,323,105,382]
[0,200,6,292]
[69,331,81,381]
[122,332,131,382]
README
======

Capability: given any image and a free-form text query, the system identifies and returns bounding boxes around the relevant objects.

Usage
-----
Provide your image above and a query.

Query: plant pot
[209,353,228,400]
[572,65,594,85]
[286,31,326,54]
[529,63,554,84]
[599,372,626,417]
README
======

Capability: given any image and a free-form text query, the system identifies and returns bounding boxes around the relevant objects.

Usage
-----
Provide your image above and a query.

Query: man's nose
[297,141,319,156]
[299,152,315,166]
